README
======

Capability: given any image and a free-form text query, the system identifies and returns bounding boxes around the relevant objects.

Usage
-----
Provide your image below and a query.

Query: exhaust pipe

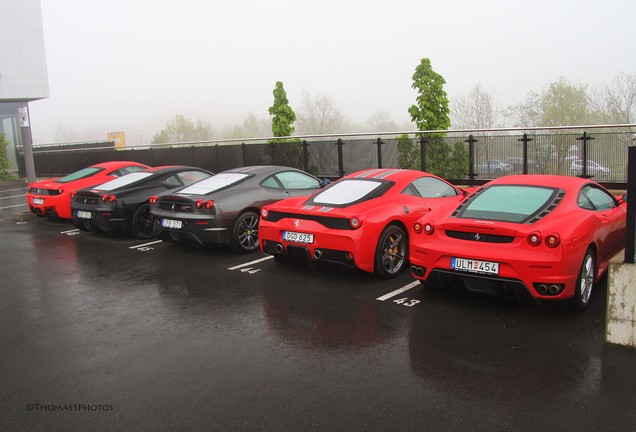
[411,266,425,277]
[275,244,284,253]
[548,284,560,295]
[537,284,548,295]
[313,249,323,259]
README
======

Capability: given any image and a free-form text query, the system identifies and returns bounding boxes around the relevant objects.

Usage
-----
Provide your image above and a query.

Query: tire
[230,211,260,254]
[131,204,155,239]
[374,224,407,279]
[571,248,595,310]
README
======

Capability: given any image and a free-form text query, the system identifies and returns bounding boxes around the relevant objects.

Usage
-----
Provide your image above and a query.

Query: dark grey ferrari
[150,165,325,253]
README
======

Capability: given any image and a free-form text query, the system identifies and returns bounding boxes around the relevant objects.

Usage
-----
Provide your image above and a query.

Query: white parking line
[0,187,27,193]
[0,194,25,200]
[129,240,163,249]
[0,203,28,210]
[60,229,80,234]
[376,281,421,301]
[228,255,274,270]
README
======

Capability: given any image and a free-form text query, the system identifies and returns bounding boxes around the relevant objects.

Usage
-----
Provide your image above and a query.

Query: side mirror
[321,178,330,187]
[621,194,628,204]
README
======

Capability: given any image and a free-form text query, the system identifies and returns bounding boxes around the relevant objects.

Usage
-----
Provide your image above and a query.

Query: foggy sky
[29,0,636,145]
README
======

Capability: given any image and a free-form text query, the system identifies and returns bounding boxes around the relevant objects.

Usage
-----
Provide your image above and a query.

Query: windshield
[178,173,249,195]
[312,179,386,206]
[457,185,558,223]
[94,172,153,191]
[57,167,103,183]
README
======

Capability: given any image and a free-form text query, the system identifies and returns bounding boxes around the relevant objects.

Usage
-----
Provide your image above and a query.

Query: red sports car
[409,175,627,309]
[26,161,149,219]
[259,168,469,278]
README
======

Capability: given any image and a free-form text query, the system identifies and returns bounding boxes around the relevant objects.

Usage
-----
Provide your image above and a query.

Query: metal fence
[21,126,635,189]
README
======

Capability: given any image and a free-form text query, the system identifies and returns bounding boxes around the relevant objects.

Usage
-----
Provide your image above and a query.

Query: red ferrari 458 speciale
[259,168,469,278]
[26,161,149,219]
[409,175,626,309]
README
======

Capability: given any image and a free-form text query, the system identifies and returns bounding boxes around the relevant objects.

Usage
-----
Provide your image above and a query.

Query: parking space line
[376,281,420,301]
[228,255,274,270]
[0,203,27,210]
[60,229,80,234]
[129,240,163,249]
[1,187,27,193]
[0,194,25,200]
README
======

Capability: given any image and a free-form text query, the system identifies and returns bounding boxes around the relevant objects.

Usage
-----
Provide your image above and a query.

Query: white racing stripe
[228,255,274,270]
[129,240,163,249]
[376,281,421,301]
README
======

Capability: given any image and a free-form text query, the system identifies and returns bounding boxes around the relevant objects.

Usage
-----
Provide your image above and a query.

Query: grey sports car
[150,165,325,253]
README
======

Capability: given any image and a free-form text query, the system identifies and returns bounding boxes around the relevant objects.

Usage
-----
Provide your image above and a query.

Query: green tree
[396,134,419,170]
[0,133,15,181]
[406,58,466,178]
[268,81,303,168]
[151,114,214,144]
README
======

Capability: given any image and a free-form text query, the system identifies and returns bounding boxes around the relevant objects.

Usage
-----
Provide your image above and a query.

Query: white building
[0,0,48,171]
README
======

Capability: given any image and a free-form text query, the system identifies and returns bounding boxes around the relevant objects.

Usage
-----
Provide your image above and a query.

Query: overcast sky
[29,0,636,144]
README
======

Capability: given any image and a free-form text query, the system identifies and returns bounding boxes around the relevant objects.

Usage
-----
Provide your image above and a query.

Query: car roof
[221,165,301,176]
[344,168,432,183]
[91,161,147,169]
[485,174,595,190]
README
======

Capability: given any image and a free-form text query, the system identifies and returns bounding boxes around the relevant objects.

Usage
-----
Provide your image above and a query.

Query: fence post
[626,145,636,264]
[465,135,478,186]
[577,132,595,178]
[376,137,384,169]
[302,140,309,173]
[336,138,345,178]
[419,136,427,172]
[518,133,533,174]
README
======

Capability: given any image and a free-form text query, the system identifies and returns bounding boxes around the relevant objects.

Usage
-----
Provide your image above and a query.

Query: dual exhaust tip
[275,243,323,259]
[536,284,562,295]
[411,265,425,277]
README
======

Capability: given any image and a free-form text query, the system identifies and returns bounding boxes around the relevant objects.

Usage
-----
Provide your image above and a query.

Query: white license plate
[283,230,314,244]
[451,257,499,275]
[161,218,182,229]
[32,198,44,205]
[77,210,92,219]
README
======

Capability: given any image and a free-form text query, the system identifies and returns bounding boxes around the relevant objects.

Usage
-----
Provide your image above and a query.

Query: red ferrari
[259,168,469,278]
[26,161,149,219]
[409,175,627,309]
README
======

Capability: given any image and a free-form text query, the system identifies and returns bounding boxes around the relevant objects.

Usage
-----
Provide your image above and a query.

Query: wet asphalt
[2,180,636,432]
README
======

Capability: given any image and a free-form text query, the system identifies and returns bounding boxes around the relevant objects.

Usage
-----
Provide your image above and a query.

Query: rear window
[57,167,103,183]
[311,179,388,206]
[94,172,153,191]
[457,185,558,223]
[178,173,249,195]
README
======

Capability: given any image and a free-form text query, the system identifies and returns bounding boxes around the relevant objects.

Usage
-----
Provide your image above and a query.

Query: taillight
[149,195,158,205]
[101,194,108,202]
[350,217,361,229]
[413,222,423,234]
[204,200,214,210]
[108,195,116,203]
[528,231,542,246]
[423,223,434,235]
[195,199,204,209]
[545,233,561,248]
[261,208,269,219]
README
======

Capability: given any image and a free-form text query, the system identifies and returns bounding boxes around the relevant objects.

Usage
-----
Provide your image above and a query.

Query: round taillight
[424,223,434,235]
[350,217,361,229]
[528,231,542,246]
[204,200,214,210]
[101,194,108,202]
[195,199,204,209]
[545,233,561,248]
[261,208,268,218]
[413,222,423,234]
[108,195,116,203]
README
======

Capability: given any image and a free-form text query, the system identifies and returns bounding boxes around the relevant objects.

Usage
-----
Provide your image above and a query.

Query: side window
[162,175,182,189]
[405,177,459,198]
[111,166,145,177]
[261,176,281,189]
[178,170,211,186]
[578,186,617,211]
[274,171,321,190]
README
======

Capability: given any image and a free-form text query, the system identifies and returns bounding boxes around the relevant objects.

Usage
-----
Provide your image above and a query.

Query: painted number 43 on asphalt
[392,298,420,307]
